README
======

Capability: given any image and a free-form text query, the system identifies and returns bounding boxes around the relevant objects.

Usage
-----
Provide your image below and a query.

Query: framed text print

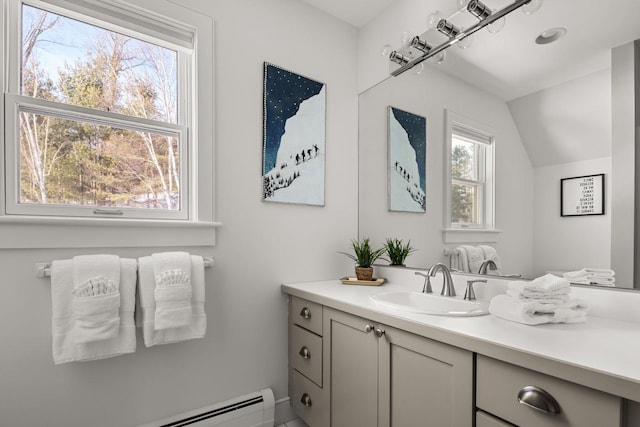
[388,106,426,213]
[561,173,605,216]
[262,63,326,206]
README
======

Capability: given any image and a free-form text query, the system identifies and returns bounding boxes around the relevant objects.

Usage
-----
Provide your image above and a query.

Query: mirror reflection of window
[446,112,495,230]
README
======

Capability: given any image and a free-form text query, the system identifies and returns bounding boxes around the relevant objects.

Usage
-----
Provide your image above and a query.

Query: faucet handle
[464,279,487,301]
[414,271,433,293]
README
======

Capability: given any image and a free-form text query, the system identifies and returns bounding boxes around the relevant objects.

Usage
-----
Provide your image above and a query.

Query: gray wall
[0,1,359,426]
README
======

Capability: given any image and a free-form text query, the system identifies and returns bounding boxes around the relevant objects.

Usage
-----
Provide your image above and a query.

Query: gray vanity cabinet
[325,307,474,426]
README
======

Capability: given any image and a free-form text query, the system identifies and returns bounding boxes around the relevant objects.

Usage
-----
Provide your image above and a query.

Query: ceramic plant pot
[355,266,374,281]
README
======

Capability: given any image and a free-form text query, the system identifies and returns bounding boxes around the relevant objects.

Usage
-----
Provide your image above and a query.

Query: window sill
[0,216,221,248]
[442,228,501,244]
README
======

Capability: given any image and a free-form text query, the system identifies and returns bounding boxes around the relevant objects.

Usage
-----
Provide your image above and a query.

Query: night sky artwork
[388,107,427,212]
[262,63,326,205]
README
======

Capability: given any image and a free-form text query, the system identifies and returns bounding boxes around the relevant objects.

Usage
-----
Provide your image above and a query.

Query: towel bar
[36,256,214,278]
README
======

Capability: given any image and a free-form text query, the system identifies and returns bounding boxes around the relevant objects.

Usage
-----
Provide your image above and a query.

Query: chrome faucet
[414,271,433,293]
[428,263,456,297]
[478,259,498,275]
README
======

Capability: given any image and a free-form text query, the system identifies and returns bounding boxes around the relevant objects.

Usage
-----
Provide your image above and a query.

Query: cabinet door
[378,325,474,427]
[325,308,379,427]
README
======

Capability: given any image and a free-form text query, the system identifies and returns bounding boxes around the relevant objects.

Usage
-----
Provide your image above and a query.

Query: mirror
[358,0,640,289]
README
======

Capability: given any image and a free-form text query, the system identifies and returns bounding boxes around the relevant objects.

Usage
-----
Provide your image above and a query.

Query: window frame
[0,0,219,248]
[444,110,497,242]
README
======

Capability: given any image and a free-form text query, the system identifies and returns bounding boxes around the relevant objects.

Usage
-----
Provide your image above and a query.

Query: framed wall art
[262,62,326,206]
[560,173,605,216]
[388,106,426,213]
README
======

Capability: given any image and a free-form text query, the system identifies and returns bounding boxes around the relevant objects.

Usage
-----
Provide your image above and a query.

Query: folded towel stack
[489,274,588,325]
[563,268,615,287]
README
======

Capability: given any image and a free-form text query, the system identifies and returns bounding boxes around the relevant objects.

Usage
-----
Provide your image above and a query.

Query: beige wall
[0,1,359,426]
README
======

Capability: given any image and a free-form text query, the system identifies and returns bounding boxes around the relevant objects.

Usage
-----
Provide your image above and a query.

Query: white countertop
[282,276,640,402]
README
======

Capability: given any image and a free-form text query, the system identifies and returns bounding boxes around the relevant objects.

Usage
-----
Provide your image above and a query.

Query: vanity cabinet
[287,294,634,427]
[325,307,474,426]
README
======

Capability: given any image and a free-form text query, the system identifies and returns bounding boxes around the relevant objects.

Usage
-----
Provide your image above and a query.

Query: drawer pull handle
[365,324,373,333]
[517,385,561,415]
[374,327,386,338]
[300,393,312,407]
[300,307,311,319]
[299,346,311,359]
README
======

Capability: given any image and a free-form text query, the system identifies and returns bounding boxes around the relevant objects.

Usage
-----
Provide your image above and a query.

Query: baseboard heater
[139,388,275,427]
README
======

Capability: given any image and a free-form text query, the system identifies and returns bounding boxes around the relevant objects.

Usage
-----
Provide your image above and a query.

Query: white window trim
[0,0,220,248]
[443,110,499,244]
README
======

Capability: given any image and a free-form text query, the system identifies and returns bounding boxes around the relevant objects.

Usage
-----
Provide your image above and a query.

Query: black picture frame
[560,173,605,217]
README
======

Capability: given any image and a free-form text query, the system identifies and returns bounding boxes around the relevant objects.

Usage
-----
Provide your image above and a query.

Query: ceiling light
[535,27,567,45]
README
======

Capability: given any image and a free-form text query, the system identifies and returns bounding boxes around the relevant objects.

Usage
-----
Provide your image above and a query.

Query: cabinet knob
[300,393,313,407]
[299,346,311,359]
[517,385,561,415]
[365,324,374,333]
[299,307,311,319]
[374,328,386,338]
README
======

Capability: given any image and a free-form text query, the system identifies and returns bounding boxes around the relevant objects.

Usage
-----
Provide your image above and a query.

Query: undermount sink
[370,291,489,317]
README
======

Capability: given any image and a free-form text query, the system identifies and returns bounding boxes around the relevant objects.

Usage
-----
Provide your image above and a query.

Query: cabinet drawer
[476,410,514,427]
[477,355,621,427]
[291,369,328,427]
[290,324,322,386]
[291,297,322,335]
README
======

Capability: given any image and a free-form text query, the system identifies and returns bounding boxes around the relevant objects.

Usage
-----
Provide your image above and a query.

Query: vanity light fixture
[388,0,543,77]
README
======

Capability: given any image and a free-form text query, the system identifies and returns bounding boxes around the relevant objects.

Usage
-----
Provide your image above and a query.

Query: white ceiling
[300,0,640,100]
[300,0,395,28]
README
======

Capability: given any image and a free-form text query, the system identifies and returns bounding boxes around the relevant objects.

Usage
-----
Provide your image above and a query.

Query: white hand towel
[462,245,484,274]
[489,294,588,325]
[51,258,136,364]
[507,280,571,298]
[455,246,469,273]
[71,254,121,343]
[506,288,571,305]
[137,254,206,347]
[152,252,193,330]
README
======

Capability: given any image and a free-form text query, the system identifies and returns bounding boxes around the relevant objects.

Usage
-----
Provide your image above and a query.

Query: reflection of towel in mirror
[455,246,469,272]
[489,294,588,325]
[462,245,484,274]
[563,268,615,286]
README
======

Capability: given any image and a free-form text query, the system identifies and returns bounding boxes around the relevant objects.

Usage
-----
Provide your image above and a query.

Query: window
[4,0,195,220]
[444,110,496,238]
[1,0,217,247]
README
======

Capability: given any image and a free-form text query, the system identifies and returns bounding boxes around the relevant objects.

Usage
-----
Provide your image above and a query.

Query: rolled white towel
[489,294,588,325]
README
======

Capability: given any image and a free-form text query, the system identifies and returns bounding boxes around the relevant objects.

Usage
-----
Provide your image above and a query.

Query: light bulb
[427,11,444,30]
[521,0,543,15]
[411,63,425,75]
[456,0,470,12]
[380,44,393,57]
[457,34,474,49]
[487,15,506,33]
[389,51,410,66]
[429,50,446,64]
[401,31,411,45]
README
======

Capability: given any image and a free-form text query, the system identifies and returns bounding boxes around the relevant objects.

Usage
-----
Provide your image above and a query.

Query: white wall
[358,66,534,278]
[0,1,359,426]
[533,158,612,277]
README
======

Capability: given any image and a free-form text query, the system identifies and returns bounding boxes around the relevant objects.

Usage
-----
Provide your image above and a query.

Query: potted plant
[339,238,386,281]
[383,238,417,266]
